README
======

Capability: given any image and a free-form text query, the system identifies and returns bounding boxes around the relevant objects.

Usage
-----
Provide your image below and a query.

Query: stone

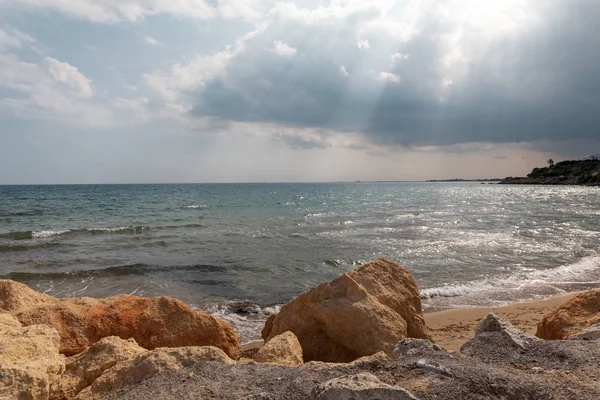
[415,358,453,378]
[394,338,440,358]
[474,313,538,349]
[309,373,420,400]
[51,336,146,399]
[255,331,303,366]
[536,289,600,340]
[0,320,66,400]
[77,346,235,400]
[567,323,600,341]
[0,280,241,359]
[262,259,429,362]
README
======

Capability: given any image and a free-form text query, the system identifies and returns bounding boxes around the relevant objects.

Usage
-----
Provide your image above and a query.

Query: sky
[0,0,599,184]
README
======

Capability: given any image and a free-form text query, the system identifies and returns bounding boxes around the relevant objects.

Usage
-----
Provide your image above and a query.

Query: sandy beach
[424,292,580,351]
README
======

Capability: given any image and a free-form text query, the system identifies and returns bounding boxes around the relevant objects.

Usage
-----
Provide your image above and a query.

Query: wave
[2,263,230,281]
[0,226,150,241]
[185,205,208,209]
[86,226,149,234]
[0,242,68,253]
[421,256,600,300]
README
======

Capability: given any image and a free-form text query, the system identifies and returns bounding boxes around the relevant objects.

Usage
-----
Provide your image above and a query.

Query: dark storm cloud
[190,0,600,149]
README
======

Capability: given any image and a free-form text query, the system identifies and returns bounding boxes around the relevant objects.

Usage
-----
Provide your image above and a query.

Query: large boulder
[0,280,241,359]
[51,336,147,400]
[77,346,234,400]
[262,259,430,362]
[255,331,303,366]
[536,289,600,340]
[0,314,66,400]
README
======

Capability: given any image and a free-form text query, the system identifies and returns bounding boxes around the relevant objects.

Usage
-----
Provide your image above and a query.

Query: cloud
[163,0,600,150]
[378,72,400,83]
[143,36,162,46]
[270,40,296,57]
[1,0,216,23]
[0,26,36,50]
[45,57,93,98]
[0,53,109,125]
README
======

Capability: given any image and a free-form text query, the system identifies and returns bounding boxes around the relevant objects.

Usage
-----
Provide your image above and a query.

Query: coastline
[424,291,580,351]
[242,292,582,353]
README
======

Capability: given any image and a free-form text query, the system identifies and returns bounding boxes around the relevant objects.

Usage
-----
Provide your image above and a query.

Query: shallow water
[1,182,599,342]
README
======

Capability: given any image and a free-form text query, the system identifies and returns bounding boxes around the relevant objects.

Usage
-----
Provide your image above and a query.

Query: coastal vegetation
[500,158,600,185]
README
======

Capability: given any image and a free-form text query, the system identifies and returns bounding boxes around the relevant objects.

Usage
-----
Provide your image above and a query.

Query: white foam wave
[186,205,208,209]
[87,226,149,233]
[32,230,71,238]
[421,256,600,299]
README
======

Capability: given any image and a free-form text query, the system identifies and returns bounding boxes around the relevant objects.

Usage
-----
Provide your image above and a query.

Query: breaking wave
[421,256,600,300]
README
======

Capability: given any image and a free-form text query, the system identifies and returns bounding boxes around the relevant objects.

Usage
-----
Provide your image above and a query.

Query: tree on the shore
[547,159,555,167]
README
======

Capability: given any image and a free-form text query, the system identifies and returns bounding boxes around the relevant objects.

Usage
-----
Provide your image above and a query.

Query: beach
[424,292,580,351]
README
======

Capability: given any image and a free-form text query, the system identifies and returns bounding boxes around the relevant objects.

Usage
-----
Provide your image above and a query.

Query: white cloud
[143,36,162,46]
[0,53,108,124]
[390,53,409,65]
[0,26,36,50]
[356,39,370,49]
[1,0,217,23]
[340,65,349,77]
[378,72,400,83]
[45,57,93,98]
[143,49,233,106]
[271,40,296,57]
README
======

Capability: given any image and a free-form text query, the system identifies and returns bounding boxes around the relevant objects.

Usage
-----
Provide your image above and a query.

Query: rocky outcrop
[568,323,600,341]
[51,336,146,399]
[0,314,66,400]
[255,331,303,366]
[77,346,235,400]
[0,280,241,359]
[309,373,419,400]
[536,289,600,340]
[473,313,539,349]
[262,259,429,362]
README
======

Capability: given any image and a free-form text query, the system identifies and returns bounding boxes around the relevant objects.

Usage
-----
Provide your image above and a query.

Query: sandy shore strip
[425,292,580,352]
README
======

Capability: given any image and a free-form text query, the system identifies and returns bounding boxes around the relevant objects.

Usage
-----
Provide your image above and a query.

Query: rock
[309,373,420,400]
[568,323,600,341]
[255,331,303,366]
[474,313,538,349]
[0,320,66,400]
[0,280,241,359]
[394,338,444,358]
[536,289,600,340]
[77,346,235,400]
[349,351,389,368]
[415,358,453,378]
[262,259,429,362]
[51,336,146,399]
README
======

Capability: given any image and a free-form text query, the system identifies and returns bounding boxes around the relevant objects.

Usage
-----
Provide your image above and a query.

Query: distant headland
[500,155,600,186]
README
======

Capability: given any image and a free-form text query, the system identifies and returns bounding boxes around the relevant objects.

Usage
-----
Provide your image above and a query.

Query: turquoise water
[1,183,599,341]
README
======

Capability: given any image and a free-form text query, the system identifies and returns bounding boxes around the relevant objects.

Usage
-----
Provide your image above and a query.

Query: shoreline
[423,291,580,351]
[241,291,582,352]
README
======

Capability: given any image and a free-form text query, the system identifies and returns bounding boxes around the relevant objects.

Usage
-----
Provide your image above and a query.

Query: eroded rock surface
[0,280,241,359]
[51,336,146,400]
[262,259,429,362]
[537,289,600,340]
[0,314,66,400]
[77,346,234,400]
[255,331,303,366]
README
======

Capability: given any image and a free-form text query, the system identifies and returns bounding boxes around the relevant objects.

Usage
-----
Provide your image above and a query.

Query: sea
[1,182,599,343]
